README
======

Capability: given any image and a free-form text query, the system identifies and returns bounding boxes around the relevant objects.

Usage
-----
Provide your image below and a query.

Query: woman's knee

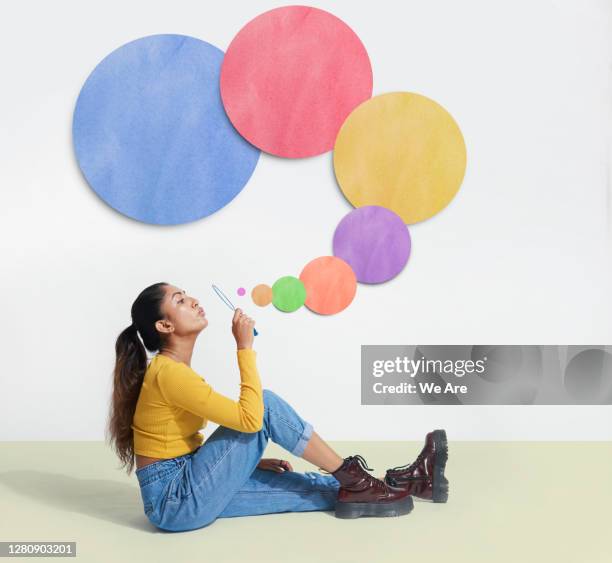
[262,388,281,409]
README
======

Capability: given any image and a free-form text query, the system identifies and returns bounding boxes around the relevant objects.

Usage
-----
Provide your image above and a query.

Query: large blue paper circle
[73,34,260,225]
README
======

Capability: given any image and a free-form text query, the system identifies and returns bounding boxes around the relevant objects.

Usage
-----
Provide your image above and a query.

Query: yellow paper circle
[333,92,467,224]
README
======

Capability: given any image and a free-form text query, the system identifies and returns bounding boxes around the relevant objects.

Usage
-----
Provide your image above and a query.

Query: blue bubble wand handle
[212,284,258,336]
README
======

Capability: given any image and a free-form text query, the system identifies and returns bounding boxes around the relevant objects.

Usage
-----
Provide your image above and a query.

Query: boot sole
[432,429,449,503]
[335,494,414,519]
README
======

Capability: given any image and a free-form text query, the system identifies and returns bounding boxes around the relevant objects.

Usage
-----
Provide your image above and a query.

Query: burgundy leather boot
[384,429,449,503]
[323,454,414,519]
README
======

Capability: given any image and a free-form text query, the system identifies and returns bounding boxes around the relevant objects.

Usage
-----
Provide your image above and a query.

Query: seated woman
[107,282,448,532]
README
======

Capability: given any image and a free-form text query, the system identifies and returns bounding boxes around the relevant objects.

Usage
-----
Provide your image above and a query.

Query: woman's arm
[157,348,264,432]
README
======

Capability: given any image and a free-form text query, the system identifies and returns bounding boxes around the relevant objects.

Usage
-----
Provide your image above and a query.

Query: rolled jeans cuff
[290,420,313,457]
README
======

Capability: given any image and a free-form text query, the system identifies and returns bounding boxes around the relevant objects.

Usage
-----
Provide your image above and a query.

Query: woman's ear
[155,319,174,335]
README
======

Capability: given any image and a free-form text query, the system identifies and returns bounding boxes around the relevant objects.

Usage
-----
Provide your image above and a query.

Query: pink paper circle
[220,6,373,158]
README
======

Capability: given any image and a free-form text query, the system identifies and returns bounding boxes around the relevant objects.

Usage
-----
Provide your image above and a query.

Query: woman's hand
[257,458,293,473]
[232,308,255,350]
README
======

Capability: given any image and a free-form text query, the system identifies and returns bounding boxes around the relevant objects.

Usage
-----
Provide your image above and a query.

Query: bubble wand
[212,284,258,336]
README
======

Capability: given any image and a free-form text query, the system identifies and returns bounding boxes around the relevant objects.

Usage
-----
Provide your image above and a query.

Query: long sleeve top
[131,349,263,458]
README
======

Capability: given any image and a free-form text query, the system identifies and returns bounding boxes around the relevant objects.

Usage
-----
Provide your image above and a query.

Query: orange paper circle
[251,284,273,306]
[299,256,357,315]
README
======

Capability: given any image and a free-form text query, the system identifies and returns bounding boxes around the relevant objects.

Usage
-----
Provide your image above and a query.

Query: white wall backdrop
[1,0,611,440]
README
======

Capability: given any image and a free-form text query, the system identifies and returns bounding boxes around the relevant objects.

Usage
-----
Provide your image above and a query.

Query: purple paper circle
[332,205,411,283]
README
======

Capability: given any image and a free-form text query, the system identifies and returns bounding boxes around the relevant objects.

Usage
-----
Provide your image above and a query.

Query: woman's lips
[198,308,205,316]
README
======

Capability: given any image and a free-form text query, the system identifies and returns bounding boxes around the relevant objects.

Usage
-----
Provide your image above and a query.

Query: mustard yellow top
[131,349,263,458]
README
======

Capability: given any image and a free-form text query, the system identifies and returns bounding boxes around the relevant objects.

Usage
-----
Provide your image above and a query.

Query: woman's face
[157,284,208,336]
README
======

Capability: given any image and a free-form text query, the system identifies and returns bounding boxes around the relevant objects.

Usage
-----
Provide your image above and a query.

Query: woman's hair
[107,282,168,475]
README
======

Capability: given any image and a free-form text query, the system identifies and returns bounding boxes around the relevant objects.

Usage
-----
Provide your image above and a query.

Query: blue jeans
[135,388,341,531]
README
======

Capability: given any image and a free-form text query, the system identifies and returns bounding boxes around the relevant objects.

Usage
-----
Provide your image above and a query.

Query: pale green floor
[1,441,611,563]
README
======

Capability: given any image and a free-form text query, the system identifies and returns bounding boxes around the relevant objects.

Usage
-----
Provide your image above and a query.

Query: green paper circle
[272,276,306,312]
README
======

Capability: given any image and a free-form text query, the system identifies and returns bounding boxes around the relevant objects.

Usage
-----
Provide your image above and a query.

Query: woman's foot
[384,429,449,503]
[326,454,414,519]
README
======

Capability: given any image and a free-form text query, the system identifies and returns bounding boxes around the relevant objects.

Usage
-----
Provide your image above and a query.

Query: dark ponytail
[106,282,168,475]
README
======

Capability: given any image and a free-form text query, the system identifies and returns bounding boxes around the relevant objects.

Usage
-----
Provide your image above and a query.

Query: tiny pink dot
[237,287,246,296]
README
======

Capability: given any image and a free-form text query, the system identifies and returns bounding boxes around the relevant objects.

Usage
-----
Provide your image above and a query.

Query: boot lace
[351,454,374,472]
[389,448,427,473]
[351,455,388,494]
[319,454,374,474]
[320,455,388,494]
